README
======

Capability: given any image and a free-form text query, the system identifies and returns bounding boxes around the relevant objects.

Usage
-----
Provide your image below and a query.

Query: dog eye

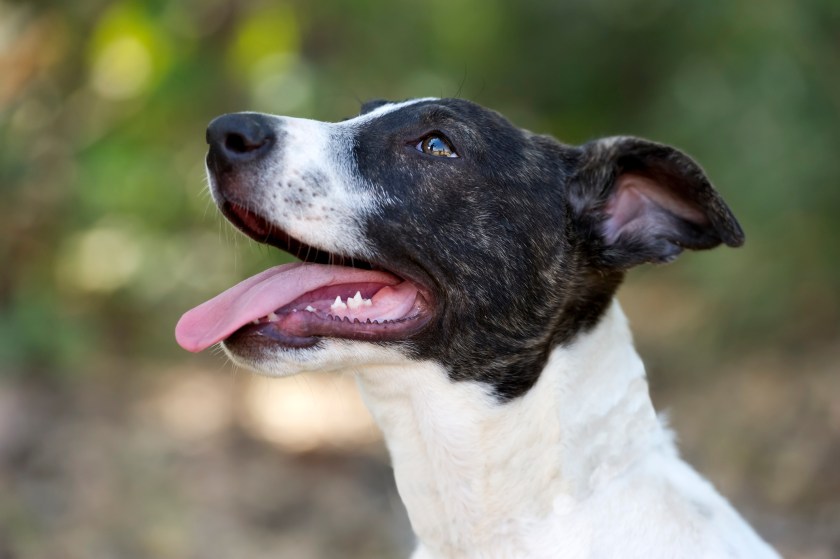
[417,135,458,158]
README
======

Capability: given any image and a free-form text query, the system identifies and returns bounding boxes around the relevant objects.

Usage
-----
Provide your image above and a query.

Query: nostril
[224,132,267,154]
[207,113,277,163]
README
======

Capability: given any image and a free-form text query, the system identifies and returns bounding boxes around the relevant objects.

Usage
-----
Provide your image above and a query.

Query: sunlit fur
[221,301,778,558]
[357,303,778,559]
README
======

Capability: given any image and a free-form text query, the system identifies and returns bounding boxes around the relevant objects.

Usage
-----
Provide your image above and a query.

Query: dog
[175,98,780,558]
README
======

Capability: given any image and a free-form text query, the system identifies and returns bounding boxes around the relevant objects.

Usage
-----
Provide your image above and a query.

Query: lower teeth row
[251,310,393,325]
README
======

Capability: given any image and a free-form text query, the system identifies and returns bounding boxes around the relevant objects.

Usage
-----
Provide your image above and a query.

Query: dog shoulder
[524,455,780,559]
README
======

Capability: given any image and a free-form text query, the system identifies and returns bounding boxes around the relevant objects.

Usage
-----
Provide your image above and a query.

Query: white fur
[355,302,779,559]
[345,97,438,126]
[207,99,436,259]
[226,302,778,559]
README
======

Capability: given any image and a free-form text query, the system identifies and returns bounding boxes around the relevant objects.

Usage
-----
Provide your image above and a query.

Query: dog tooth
[267,312,279,322]
[305,305,316,313]
[347,291,364,310]
[331,296,347,311]
[363,298,372,307]
[251,319,259,325]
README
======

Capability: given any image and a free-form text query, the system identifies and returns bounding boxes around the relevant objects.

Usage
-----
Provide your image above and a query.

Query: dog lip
[176,263,416,352]
[230,295,433,349]
[220,200,375,270]
[227,322,321,349]
[218,200,437,297]
[205,200,439,351]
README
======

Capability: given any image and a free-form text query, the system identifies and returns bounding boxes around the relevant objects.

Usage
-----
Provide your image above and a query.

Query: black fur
[208,98,744,402]
[350,99,742,401]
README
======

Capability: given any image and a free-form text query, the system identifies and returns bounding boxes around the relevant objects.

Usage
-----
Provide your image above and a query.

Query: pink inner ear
[602,173,709,243]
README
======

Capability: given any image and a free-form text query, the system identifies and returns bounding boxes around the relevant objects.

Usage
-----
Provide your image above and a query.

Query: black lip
[227,322,321,349]
[220,201,374,269]
[214,198,439,347]
[237,303,433,347]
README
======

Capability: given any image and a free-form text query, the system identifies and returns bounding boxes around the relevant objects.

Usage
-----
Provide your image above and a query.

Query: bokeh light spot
[91,35,153,99]
[57,224,143,293]
[87,2,172,100]
[226,5,299,79]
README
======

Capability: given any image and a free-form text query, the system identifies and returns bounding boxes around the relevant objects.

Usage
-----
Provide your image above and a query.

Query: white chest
[356,302,779,559]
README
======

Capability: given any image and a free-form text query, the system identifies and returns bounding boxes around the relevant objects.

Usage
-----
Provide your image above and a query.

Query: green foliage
[0,0,837,376]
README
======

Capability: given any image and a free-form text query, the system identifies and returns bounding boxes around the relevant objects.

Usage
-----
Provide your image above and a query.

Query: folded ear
[570,136,745,269]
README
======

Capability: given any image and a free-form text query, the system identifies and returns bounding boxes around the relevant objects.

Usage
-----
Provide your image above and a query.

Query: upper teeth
[332,292,373,312]
[348,291,372,309]
[305,305,316,313]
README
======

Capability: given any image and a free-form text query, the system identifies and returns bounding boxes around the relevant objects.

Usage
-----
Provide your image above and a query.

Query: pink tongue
[175,263,405,353]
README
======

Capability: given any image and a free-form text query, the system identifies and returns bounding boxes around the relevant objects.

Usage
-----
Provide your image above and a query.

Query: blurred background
[1,0,838,557]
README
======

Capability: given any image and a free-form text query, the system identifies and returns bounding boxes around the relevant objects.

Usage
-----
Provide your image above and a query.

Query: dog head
[175,98,743,400]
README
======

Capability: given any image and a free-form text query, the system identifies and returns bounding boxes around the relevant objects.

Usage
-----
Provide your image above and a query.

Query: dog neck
[356,300,670,557]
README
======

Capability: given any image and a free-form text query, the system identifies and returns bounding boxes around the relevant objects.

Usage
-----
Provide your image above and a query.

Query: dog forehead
[344,98,547,170]
[342,97,513,133]
[344,97,439,127]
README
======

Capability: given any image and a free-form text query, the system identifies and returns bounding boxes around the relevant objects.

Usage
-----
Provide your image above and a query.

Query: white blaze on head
[247,115,369,257]
[244,98,438,259]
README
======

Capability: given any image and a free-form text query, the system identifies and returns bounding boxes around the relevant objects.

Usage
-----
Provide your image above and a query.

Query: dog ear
[570,136,745,269]
[360,99,390,115]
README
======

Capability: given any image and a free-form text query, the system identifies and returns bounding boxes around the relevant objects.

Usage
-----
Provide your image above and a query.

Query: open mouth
[175,203,433,353]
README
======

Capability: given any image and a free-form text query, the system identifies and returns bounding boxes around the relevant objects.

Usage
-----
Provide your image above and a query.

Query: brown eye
[417,135,458,158]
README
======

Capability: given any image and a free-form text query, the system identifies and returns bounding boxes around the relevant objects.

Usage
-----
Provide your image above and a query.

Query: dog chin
[220,336,412,378]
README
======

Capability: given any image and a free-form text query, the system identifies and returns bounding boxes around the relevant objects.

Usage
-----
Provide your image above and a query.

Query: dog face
[176,98,743,400]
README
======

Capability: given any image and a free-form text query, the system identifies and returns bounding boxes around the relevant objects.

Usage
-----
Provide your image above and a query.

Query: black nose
[206,113,276,165]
